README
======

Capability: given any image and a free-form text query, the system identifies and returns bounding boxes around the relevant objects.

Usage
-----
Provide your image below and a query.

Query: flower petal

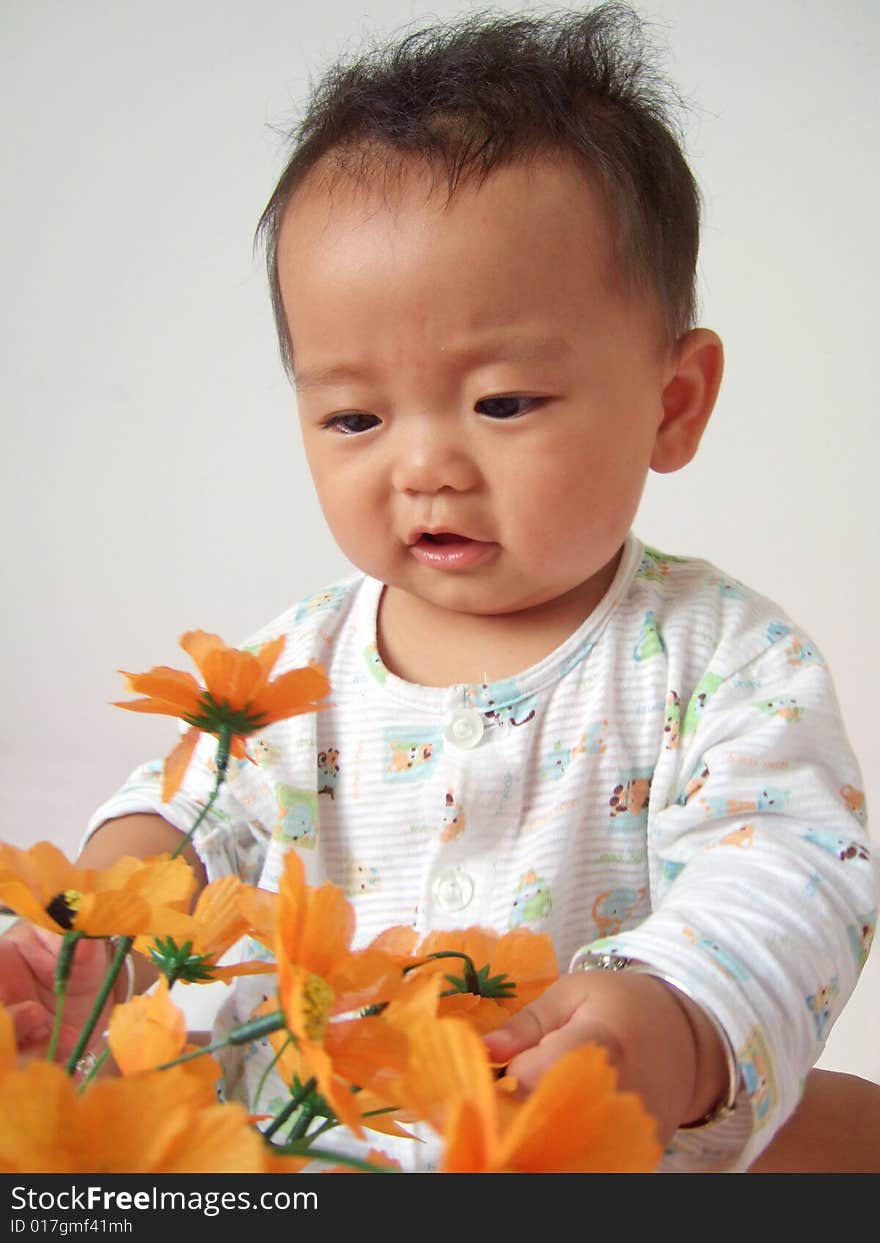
[249,664,331,724]
[160,1102,268,1172]
[498,1044,661,1173]
[200,647,269,711]
[396,1017,497,1139]
[108,979,187,1073]
[0,1063,79,1172]
[367,925,420,958]
[326,1016,409,1090]
[328,948,404,1014]
[237,886,279,948]
[116,666,204,715]
[441,1098,492,1173]
[73,891,153,937]
[298,1038,367,1138]
[230,735,250,760]
[275,852,308,963]
[300,882,355,977]
[113,697,198,718]
[78,1069,212,1171]
[189,875,249,957]
[0,841,74,907]
[253,634,286,682]
[161,727,201,802]
[179,631,229,683]
[0,877,61,932]
[208,961,277,982]
[123,854,196,912]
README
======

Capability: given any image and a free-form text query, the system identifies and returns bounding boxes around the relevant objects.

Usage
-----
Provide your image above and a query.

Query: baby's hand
[483,970,728,1144]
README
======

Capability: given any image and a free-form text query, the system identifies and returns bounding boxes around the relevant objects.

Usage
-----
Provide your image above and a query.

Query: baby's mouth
[407,529,497,570]
[417,531,471,545]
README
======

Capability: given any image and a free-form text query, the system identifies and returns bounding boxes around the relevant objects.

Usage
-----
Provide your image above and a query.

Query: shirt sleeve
[570,631,877,1172]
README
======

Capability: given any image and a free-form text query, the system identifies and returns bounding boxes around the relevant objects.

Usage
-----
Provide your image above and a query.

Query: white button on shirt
[442,708,485,749]
[432,868,475,912]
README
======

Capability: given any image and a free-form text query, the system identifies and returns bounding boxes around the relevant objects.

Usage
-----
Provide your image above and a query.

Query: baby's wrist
[573,951,737,1128]
[661,986,730,1127]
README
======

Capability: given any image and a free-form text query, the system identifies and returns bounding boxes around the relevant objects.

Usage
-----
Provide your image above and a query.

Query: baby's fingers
[513,1026,586,1098]
[483,974,594,1063]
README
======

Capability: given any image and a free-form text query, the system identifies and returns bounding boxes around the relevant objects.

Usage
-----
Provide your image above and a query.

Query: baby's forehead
[282,147,613,240]
[276,150,669,367]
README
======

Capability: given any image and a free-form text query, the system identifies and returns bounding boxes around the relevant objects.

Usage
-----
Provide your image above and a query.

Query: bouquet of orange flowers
[0,631,660,1174]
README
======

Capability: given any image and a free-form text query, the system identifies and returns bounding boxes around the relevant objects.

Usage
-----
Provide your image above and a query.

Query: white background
[3,1,878,1078]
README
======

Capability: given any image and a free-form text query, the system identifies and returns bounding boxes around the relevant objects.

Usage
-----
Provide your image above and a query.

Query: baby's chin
[380,576,582,621]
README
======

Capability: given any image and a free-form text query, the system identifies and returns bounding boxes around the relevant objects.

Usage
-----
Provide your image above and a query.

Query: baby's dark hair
[257,4,700,374]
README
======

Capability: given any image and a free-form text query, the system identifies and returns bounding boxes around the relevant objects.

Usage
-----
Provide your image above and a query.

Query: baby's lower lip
[409,534,497,570]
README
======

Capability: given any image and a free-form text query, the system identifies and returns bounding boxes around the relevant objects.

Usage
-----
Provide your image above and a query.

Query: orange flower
[114,630,330,800]
[135,875,276,983]
[0,1061,269,1172]
[266,852,409,1136]
[106,979,220,1095]
[0,841,195,938]
[397,1018,661,1173]
[370,925,559,1035]
[1,1003,302,1173]
[339,972,446,1138]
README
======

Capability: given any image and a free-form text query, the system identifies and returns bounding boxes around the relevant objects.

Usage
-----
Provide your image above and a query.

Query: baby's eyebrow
[294,361,375,392]
[294,335,571,391]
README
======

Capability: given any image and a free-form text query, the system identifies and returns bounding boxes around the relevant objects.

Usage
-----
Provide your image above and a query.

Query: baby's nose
[390,421,480,494]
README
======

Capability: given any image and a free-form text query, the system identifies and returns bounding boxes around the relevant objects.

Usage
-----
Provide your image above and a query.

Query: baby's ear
[651,329,724,474]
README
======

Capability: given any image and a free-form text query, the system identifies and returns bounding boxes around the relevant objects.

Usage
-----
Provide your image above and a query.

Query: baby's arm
[495,626,875,1169]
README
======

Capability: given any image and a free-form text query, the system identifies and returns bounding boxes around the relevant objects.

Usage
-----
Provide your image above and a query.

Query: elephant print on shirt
[273,785,318,850]
[592,887,646,937]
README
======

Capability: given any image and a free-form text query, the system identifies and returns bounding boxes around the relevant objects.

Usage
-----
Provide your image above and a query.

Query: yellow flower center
[45,889,83,930]
[301,973,335,1042]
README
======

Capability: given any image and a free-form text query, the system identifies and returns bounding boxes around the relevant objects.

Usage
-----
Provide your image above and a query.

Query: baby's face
[278,155,676,621]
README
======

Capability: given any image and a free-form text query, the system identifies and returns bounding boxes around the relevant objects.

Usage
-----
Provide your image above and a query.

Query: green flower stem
[402,950,481,993]
[169,725,231,861]
[253,1037,290,1110]
[263,1076,318,1142]
[287,1102,317,1143]
[48,932,82,1063]
[65,934,134,1075]
[155,1009,286,1071]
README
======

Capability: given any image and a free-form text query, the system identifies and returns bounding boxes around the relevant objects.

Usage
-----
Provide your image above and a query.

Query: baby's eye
[323,412,381,435]
[475,395,542,420]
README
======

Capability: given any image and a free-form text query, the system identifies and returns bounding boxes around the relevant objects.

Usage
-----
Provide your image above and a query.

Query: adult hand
[0,921,116,1065]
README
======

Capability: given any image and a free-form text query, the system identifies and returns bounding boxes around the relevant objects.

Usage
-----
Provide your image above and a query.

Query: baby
[4,6,876,1172]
